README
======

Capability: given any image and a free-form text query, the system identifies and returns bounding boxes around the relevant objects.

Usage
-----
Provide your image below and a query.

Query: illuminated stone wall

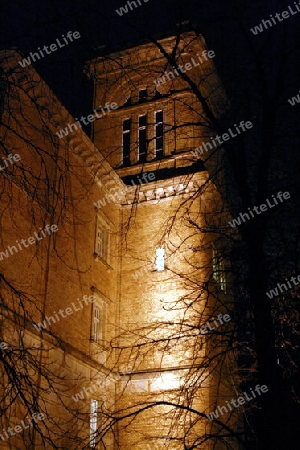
[0,31,237,449]
[0,49,123,449]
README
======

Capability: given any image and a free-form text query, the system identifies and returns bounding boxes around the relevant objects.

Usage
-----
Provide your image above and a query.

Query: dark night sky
[1,0,299,126]
[1,0,191,115]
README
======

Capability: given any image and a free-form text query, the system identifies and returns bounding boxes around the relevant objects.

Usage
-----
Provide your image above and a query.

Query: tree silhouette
[1,1,299,449]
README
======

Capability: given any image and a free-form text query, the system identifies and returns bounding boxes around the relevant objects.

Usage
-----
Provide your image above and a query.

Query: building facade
[0,32,236,449]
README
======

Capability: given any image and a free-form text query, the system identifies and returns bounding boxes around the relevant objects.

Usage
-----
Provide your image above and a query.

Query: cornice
[122,171,209,205]
[0,49,126,199]
[85,31,206,78]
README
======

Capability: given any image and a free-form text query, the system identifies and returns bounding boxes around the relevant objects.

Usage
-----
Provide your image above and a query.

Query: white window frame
[155,248,165,271]
[96,227,102,257]
[154,110,164,156]
[138,114,147,162]
[91,296,106,344]
[94,215,110,264]
[90,399,98,448]
[92,305,100,343]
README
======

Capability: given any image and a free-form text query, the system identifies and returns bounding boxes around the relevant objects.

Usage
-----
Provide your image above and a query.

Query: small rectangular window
[155,110,163,159]
[90,399,98,448]
[138,114,147,162]
[139,89,147,103]
[122,118,131,166]
[156,248,165,271]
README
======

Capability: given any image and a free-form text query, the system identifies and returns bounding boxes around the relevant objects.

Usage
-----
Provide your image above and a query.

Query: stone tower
[86,31,231,449]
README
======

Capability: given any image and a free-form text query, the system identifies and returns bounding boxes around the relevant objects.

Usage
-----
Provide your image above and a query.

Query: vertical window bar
[90,400,98,448]
[93,306,100,342]
[95,224,109,263]
[122,118,131,166]
[97,228,102,257]
[138,114,147,162]
[103,229,109,263]
[155,110,163,159]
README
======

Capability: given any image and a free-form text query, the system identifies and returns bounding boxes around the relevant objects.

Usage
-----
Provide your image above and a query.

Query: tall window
[96,228,102,256]
[91,296,106,344]
[155,110,164,159]
[212,246,226,292]
[90,400,98,448]
[92,305,100,342]
[122,118,131,166]
[138,114,147,162]
[95,224,109,263]
[156,248,165,271]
